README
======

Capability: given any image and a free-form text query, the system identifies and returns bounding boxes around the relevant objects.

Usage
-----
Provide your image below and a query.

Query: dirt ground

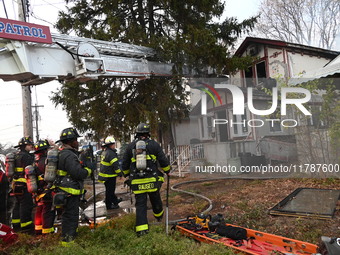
[160,175,340,245]
[84,175,339,245]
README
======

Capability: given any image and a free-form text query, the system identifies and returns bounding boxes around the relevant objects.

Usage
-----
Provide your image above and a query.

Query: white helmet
[104,136,116,146]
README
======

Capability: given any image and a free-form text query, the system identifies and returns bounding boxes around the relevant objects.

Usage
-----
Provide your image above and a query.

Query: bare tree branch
[256,0,340,49]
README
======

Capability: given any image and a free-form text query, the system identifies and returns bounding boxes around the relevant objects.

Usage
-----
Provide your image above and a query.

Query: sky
[0,0,261,147]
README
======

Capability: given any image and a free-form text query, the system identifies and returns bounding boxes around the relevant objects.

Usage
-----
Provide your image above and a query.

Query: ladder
[0,33,174,85]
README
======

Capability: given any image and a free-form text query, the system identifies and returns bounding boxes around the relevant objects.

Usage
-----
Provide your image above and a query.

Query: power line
[30,11,55,26]
[29,0,65,25]
[0,125,22,132]
[40,0,64,11]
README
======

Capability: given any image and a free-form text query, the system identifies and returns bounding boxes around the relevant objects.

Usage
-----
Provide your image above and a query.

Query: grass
[3,177,339,254]
[3,214,233,255]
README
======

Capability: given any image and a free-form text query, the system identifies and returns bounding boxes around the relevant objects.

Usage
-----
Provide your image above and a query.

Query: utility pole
[18,0,34,139]
[32,104,44,141]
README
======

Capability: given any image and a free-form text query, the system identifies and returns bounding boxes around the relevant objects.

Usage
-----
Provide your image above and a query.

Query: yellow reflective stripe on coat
[21,221,33,228]
[136,224,149,232]
[131,177,157,185]
[98,172,117,178]
[84,167,92,177]
[131,155,157,162]
[59,186,84,195]
[12,219,20,224]
[15,167,24,172]
[158,176,164,183]
[13,178,27,183]
[57,170,67,176]
[101,157,118,166]
[123,169,130,175]
[115,169,122,174]
[162,165,170,171]
[38,175,44,181]
[36,193,46,201]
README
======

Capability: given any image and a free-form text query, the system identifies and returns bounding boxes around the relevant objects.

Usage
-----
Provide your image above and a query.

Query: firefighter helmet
[14,136,34,148]
[58,127,80,142]
[135,123,150,134]
[104,136,116,146]
[34,139,50,153]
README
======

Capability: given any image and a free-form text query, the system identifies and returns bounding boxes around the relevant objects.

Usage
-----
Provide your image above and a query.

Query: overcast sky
[0,0,261,146]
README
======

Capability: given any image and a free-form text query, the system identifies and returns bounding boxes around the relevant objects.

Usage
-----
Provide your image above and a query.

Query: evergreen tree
[52,0,257,141]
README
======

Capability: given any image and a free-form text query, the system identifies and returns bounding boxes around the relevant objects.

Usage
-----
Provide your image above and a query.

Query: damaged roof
[234,37,339,59]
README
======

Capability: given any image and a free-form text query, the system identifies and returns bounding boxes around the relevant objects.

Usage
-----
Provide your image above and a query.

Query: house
[290,53,340,166]
[170,37,339,171]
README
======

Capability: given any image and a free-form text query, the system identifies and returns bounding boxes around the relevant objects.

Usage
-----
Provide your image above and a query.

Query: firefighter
[55,127,92,246]
[121,123,170,237]
[0,165,9,224]
[9,136,35,234]
[98,136,122,210]
[31,139,55,235]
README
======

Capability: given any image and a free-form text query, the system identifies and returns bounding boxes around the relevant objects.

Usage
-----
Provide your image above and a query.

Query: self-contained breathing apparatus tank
[25,165,37,193]
[135,140,147,176]
[44,148,59,183]
[5,152,15,178]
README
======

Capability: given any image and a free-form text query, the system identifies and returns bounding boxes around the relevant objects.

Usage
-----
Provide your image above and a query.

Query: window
[269,120,282,132]
[244,61,268,87]
[244,66,254,87]
[200,115,214,140]
[307,105,326,128]
[232,114,248,136]
[269,113,282,132]
[217,110,228,142]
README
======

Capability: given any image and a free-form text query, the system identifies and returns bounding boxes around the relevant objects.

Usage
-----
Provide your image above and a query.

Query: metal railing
[169,144,204,176]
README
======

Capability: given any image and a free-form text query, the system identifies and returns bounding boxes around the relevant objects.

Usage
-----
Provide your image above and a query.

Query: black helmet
[14,136,34,148]
[135,123,150,135]
[58,127,80,142]
[34,139,50,153]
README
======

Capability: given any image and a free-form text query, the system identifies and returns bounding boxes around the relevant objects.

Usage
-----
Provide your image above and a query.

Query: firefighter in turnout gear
[55,128,92,246]
[30,139,55,235]
[121,123,170,237]
[9,136,35,234]
[98,136,122,210]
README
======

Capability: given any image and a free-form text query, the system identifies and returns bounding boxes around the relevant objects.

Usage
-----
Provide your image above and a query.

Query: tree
[256,0,340,50]
[53,0,257,141]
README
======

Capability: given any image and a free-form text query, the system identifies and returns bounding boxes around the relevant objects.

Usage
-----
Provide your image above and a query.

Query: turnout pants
[135,190,164,233]
[61,194,80,243]
[104,177,119,208]
[11,187,34,233]
[34,193,55,235]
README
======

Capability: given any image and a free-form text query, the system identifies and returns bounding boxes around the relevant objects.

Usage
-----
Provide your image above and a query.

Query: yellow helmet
[104,136,116,146]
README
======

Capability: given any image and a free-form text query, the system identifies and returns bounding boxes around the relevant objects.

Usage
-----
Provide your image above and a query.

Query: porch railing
[168,144,204,176]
